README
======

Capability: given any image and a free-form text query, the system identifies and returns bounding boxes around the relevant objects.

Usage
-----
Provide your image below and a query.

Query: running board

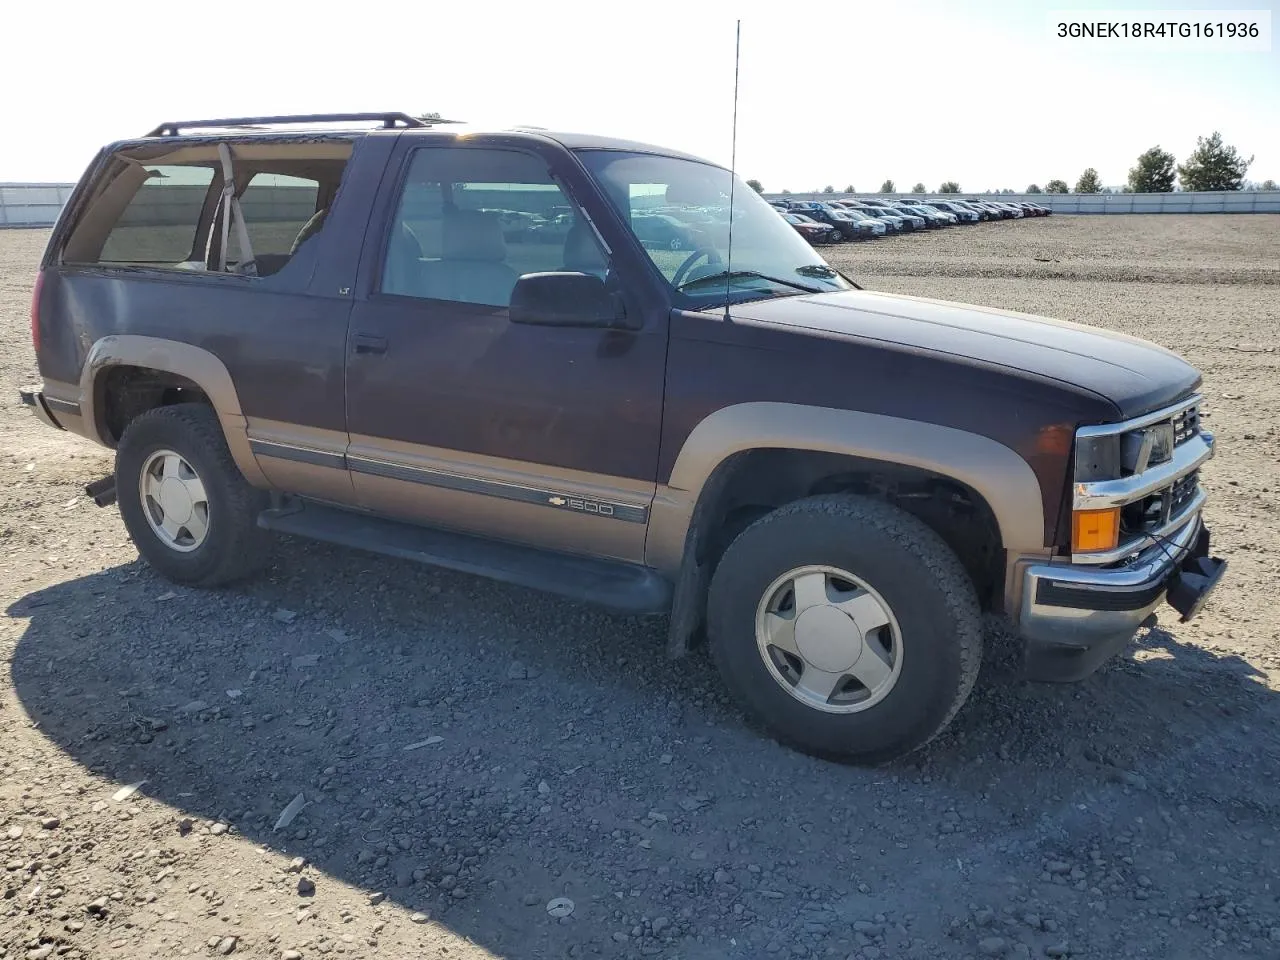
[257,501,672,615]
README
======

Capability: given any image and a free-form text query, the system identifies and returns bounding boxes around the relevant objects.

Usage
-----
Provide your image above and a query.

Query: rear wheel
[115,403,270,587]
[706,494,983,764]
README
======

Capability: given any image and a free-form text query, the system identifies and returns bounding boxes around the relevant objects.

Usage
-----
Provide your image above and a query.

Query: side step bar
[257,501,672,615]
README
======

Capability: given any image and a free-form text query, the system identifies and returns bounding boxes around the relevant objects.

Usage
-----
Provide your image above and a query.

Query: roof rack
[143,112,459,138]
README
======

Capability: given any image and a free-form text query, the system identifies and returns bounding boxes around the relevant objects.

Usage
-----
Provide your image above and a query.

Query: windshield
[576,150,851,305]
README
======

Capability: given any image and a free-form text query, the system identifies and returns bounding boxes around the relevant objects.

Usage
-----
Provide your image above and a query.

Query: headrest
[563,221,606,273]
[443,209,506,262]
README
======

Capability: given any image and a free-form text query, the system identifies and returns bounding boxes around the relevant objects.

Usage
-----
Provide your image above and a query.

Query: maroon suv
[20,112,1225,763]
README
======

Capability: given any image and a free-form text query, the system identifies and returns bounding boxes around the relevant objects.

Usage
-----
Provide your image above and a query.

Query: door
[344,140,669,563]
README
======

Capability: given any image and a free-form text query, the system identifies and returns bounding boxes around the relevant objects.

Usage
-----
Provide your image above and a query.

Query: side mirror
[509,272,628,329]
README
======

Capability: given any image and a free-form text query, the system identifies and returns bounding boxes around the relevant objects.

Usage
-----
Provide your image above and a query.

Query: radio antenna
[723,18,741,321]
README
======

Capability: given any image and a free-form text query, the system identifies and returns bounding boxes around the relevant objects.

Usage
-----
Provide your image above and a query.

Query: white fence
[0,184,76,227]
[763,189,1280,214]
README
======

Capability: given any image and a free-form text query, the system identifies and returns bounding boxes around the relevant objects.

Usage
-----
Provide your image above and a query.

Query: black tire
[706,494,982,764]
[115,403,270,587]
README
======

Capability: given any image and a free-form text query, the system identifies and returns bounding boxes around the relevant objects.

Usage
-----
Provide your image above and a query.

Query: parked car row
[768,196,1051,244]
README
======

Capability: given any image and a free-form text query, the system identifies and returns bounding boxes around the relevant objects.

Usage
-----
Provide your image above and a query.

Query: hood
[727,289,1200,417]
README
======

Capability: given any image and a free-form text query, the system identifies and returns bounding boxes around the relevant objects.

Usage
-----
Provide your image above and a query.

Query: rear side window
[227,173,321,260]
[99,165,215,264]
[61,141,353,277]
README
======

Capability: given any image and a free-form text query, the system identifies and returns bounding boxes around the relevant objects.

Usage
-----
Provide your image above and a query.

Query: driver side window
[381,147,609,308]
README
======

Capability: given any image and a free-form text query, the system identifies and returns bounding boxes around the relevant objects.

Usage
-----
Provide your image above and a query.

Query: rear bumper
[19,386,65,431]
[1018,513,1227,681]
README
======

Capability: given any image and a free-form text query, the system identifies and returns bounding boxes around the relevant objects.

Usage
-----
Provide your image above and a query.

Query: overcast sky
[2,0,1276,190]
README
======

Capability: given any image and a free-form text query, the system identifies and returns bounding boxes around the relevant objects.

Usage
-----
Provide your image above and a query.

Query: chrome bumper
[1017,510,1225,681]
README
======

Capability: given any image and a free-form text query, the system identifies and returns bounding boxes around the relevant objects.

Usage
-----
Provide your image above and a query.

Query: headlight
[1070,396,1208,562]
[1120,422,1174,474]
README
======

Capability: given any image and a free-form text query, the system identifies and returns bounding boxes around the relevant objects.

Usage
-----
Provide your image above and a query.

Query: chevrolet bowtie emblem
[548,496,566,506]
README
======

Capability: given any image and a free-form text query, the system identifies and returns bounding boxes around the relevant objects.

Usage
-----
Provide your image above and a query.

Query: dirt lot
[2,215,1279,960]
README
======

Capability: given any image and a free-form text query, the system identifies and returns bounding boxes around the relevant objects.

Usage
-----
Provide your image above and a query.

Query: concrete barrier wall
[0,184,77,227]
[0,183,319,229]
[5,182,1280,228]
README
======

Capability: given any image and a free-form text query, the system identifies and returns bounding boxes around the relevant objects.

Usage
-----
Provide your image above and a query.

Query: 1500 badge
[548,495,615,517]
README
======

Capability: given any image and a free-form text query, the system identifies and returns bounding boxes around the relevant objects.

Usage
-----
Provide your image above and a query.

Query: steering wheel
[671,247,724,288]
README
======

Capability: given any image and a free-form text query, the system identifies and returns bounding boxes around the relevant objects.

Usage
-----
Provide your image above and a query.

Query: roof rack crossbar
[144,112,438,138]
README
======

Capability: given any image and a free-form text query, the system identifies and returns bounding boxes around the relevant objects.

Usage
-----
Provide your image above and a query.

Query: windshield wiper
[676,269,822,294]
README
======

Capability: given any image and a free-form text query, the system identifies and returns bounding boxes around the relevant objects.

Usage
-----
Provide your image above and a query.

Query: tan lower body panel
[245,419,354,502]
[346,434,655,564]
[39,378,94,443]
[646,486,696,578]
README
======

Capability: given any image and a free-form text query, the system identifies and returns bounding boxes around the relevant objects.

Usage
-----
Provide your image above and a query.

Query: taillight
[30,270,44,352]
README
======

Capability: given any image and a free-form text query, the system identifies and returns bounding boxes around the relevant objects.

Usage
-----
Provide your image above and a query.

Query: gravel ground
[2,216,1279,960]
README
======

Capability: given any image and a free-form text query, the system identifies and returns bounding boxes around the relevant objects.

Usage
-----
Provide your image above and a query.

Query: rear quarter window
[98,165,215,265]
[60,140,352,277]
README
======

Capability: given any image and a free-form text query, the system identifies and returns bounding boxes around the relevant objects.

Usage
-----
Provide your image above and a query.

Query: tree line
[748,131,1274,196]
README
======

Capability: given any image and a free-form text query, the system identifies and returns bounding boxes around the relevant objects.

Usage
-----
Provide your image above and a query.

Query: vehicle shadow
[7,537,1277,959]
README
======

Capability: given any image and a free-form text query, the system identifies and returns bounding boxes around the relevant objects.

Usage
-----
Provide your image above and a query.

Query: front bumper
[1019,513,1227,681]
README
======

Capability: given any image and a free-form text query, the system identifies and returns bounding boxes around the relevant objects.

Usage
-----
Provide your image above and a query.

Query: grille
[1168,469,1199,516]
[1119,469,1201,543]
[1172,405,1200,445]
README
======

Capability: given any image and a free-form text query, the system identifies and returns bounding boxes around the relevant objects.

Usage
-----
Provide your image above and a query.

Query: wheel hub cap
[158,477,194,525]
[793,604,860,674]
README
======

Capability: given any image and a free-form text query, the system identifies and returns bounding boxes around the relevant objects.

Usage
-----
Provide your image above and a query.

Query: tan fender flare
[646,401,1047,576]
[79,335,268,487]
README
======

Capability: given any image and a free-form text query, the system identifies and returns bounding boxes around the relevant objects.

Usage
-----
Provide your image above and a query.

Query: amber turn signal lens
[1072,508,1120,553]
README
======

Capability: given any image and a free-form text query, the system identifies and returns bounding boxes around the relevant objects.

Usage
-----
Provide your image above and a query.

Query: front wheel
[706,494,983,764]
[115,403,271,587]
